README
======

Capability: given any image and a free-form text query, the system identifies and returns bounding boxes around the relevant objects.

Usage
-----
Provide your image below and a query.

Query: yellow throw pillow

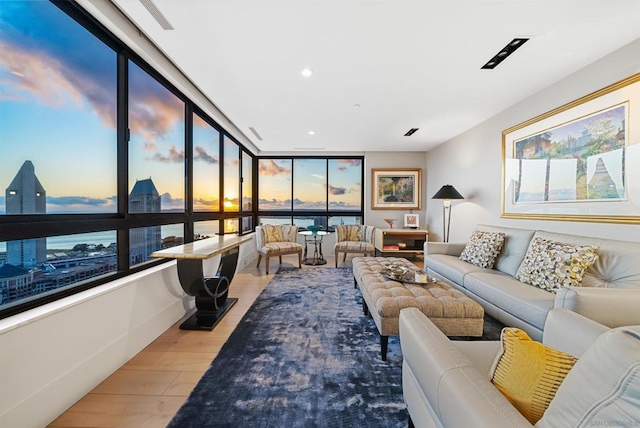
[489,328,577,424]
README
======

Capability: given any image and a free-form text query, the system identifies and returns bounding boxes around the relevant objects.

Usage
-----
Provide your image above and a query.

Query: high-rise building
[129,178,162,264]
[5,161,46,268]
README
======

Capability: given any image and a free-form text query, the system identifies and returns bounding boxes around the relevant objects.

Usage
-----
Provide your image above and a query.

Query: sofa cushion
[533,230,640,289]
[515,237,599,292]
[475,225,536,277]
[459,230,506,269]
[489,328,577,424]
[537,326,640,427]
[464,271,555,330]
[424,254,487,286]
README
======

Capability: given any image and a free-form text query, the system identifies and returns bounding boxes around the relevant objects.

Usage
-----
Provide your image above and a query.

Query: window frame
[256,155,365,231]
[0,0,257,319]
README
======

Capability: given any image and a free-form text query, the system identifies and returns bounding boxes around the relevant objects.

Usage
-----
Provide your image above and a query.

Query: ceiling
[109,0,640,154]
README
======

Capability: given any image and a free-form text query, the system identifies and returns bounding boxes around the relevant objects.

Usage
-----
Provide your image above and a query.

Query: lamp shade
[431,185,464,200]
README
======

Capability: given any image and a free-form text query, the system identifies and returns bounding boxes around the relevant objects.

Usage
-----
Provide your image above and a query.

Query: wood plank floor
[49,254,423,427]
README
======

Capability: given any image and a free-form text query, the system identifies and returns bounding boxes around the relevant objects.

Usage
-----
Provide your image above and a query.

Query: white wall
[0,240,257,428]
[425,38,640,243]
[365,151,428,230]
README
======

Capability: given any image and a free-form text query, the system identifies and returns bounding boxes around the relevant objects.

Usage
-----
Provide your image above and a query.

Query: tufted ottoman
[352,256,484,360]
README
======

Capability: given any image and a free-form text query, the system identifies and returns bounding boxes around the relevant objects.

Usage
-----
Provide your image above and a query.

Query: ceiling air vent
[404,128,419,136]
[248,127,263,141]
[481,38,529,69]
[139,0,174,30]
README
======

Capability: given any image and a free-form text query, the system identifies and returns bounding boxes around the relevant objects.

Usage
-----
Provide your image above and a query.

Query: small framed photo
[404,213,419,228]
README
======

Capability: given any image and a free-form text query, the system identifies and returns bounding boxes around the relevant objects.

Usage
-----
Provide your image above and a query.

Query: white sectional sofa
[424,224,640,340]
[399,307,640,427]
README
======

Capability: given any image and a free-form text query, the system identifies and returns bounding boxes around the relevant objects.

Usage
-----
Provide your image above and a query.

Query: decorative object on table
[502,72,640,224]
[372,168,421,210]
[379,261,435,284]
[306,225,323,235]
[431,184,464,242]
[383,218,397,229]
[404,212,419,228]
[333,224,375,267]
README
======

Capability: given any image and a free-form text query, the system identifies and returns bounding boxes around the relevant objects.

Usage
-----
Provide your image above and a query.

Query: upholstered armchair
[255,224,303,274]
[334,224,375,267]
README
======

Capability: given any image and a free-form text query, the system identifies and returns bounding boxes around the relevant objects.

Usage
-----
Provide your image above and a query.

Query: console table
[151,235,251,331]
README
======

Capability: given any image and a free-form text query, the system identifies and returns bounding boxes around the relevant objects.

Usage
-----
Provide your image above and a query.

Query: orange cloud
[0,42,116,127]
[259,159,292,176]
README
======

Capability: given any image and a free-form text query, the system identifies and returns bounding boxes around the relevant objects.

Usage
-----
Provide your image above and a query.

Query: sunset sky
[0,1,361,215]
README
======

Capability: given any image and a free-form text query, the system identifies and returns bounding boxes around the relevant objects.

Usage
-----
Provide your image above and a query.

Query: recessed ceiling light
[301,68,313,77]
[308,131,316,135]
[481,38,529,69]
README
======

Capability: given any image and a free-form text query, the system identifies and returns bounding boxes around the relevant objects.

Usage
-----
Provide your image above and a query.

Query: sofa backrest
[475,224,535,277]
[532,230,640,289]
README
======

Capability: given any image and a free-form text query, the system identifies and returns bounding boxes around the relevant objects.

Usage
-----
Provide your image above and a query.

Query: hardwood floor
[48,254,423,427]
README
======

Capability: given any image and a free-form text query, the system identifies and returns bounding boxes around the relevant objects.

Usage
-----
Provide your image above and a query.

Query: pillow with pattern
[459,230,506,269]
[262,225,285,243]
[515,237,599,293]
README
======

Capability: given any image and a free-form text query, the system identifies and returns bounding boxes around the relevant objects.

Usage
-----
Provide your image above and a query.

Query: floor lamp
[431,185,464,242]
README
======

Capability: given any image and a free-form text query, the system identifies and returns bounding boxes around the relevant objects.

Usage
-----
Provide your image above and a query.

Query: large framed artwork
[372,168,421,210]
[502,73,640,224]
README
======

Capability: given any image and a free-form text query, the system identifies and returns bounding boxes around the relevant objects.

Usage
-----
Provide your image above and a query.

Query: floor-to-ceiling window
[257,157,364,230]
[0,1,255,319]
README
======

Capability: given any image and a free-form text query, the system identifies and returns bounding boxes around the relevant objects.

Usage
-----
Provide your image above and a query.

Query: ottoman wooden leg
[381,335,389,361]
[363,301,369,316]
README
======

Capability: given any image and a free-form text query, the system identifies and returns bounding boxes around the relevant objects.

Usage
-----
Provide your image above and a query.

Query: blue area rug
[168,267,407,427]
[168,267,505,427]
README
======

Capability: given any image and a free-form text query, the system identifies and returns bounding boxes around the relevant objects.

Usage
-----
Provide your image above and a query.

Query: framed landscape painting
[372,168,421,210]
[502,72,640,224]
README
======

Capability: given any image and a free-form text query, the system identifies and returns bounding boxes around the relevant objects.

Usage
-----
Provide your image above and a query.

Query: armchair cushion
[260,242,302,255]
[334,241,374,252]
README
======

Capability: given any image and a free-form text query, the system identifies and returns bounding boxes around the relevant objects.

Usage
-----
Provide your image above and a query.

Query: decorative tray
[379,269,437,285]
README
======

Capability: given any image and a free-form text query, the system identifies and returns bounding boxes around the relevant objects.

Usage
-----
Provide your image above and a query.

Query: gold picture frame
[502,73,640,224]
[372,168,421,210]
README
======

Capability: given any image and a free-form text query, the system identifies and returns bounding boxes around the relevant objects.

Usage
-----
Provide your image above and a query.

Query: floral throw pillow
[459,231,506,269]
[515,237,599,293]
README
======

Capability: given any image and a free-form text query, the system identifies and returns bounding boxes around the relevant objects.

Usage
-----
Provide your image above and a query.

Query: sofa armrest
[423,241,466,256]
[543,308,609,358]
[399,308,531,427]
[554,286,640,328]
